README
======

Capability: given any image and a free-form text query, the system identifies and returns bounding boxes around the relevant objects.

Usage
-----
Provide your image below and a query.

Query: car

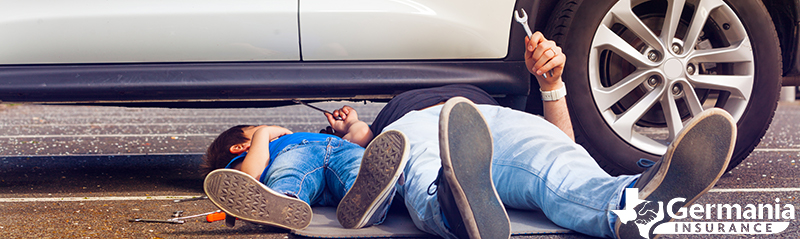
[2,0,798,175]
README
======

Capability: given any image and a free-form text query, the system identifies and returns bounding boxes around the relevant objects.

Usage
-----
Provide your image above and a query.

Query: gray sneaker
[436,96,510,239]
[615,108,736,239]
[337,129,409,229]
[204,168,312,230]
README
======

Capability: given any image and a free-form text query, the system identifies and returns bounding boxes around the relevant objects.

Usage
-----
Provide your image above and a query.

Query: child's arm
[238,126,292,179]
[325,106,374,147]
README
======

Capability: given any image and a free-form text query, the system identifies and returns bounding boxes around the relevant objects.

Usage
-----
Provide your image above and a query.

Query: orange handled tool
[206,211,226,222]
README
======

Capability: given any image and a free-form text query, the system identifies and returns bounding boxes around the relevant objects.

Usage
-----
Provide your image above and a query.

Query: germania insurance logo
[612,188,795,239]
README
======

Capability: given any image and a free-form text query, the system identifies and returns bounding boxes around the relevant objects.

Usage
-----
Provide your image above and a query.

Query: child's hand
[326,106,360,134]
[326,105,372,147]
[525,31,566,91]
[258,125,293,142]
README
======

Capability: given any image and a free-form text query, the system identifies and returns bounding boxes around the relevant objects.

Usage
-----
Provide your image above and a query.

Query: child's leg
[319,138,363,204]
[263,141,329,205]
[336,130,409,228]
[204,169,312,230]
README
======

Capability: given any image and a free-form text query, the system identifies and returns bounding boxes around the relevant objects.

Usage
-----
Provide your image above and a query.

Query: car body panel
[299,0,516,60]
[0,0,300,64]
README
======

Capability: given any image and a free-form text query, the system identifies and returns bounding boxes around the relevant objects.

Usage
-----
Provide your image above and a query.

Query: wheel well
[532,0,798,77]
[761,0,798,77]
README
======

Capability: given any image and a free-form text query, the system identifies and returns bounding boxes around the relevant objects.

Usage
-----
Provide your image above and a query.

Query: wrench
[293,99,342,120]
[168,210,221,222]
[514,8,551,79]
[129,218,185,224]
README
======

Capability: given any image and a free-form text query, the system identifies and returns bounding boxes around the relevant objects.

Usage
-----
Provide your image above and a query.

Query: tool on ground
[168,210,223,222]
[514,8,551,79]
[293,99,342,120]
[206,211,227,222]
[129,218,185,224]
[173,195,207,203]
[172,210,184,217]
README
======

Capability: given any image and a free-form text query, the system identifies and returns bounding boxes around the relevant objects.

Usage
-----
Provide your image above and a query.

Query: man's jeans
[264,137,364,207]
[384,104,638,238]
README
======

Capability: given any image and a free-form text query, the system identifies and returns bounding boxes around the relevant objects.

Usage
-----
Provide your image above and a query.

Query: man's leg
[436,97,510,239]
[385,98,510,239]
[479,104,636,238]
[384,104,462,238]
[336,130,410,228]
[615,108,735,239]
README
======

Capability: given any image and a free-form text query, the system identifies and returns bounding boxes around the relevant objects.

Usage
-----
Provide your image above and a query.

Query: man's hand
[525,31,566,91]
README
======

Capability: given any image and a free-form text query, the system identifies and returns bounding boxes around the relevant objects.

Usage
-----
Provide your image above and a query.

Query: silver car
[2,0,798,174]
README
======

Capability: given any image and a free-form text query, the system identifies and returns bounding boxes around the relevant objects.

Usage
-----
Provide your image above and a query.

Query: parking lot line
[0,195,203,202]
[709,187,800,193]
[0,133,217,138]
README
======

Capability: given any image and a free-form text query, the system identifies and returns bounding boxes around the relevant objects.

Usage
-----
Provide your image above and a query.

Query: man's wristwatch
[540,86,567,101]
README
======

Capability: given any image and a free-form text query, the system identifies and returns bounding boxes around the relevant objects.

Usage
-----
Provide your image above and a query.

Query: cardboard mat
[292,204,571,238]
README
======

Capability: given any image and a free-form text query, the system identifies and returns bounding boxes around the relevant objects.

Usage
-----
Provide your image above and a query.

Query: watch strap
[540,86,567,101]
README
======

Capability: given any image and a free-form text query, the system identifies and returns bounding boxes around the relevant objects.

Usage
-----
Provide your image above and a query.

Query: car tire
[543,0,782,175]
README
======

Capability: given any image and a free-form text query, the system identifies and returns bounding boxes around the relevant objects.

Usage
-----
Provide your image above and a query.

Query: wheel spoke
[681,82,706,116]
[690,38,753,63]
[611,87,662,141]
[593,69,654,110]
[689,74,752,99]
[660,89,683,141]
[684,0,727,53]
[661,0,687,46]
[594,25,653,68]
[609,0,664,51]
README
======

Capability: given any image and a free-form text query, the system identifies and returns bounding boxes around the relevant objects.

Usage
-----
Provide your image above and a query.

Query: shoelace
[427,168,444,195]
[637,158,656,168]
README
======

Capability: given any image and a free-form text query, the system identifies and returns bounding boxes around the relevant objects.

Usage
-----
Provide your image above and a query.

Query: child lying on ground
[200,120,409,230]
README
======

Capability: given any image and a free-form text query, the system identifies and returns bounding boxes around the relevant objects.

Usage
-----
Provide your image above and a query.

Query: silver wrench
[293,99,342,120]
[514,8,551,78]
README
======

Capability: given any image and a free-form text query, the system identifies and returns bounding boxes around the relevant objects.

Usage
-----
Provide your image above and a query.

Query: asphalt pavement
[1,101,799,238]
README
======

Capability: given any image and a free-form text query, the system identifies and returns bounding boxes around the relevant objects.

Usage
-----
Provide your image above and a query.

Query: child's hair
[200,125,252,176]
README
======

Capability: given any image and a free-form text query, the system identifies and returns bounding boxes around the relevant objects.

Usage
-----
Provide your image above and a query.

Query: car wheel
[544,0,782,175]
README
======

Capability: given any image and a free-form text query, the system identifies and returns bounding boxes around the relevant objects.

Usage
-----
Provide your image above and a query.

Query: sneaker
[614,108,736,239]
[436,96,510,239]
[204,168,312,230]
[337,129,410,229]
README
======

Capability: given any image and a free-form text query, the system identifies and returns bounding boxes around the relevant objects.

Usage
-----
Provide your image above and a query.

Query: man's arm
[525,32,574,141]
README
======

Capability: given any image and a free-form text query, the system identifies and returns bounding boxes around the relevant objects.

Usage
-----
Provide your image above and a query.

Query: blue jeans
[384,104,638,238]
[262,137,364,207]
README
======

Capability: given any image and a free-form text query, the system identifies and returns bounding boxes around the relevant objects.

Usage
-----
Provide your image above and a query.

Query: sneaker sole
[204,169,312,230]
[337,130,409,229]
[440,97,510,239]
[615,108,736,239]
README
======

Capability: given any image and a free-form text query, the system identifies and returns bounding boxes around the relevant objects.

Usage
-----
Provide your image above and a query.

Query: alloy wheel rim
[588,0,753,154]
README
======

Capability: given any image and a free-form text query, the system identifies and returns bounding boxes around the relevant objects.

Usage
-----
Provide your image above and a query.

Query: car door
[298,0,517,61]
[0,0,300,64]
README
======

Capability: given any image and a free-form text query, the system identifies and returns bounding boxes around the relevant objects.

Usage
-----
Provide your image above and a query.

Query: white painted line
[710,188,800,193]
[0,133,217,139]
[0,195,204,203]
[753,148,800,152]
[0,153,203,158]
